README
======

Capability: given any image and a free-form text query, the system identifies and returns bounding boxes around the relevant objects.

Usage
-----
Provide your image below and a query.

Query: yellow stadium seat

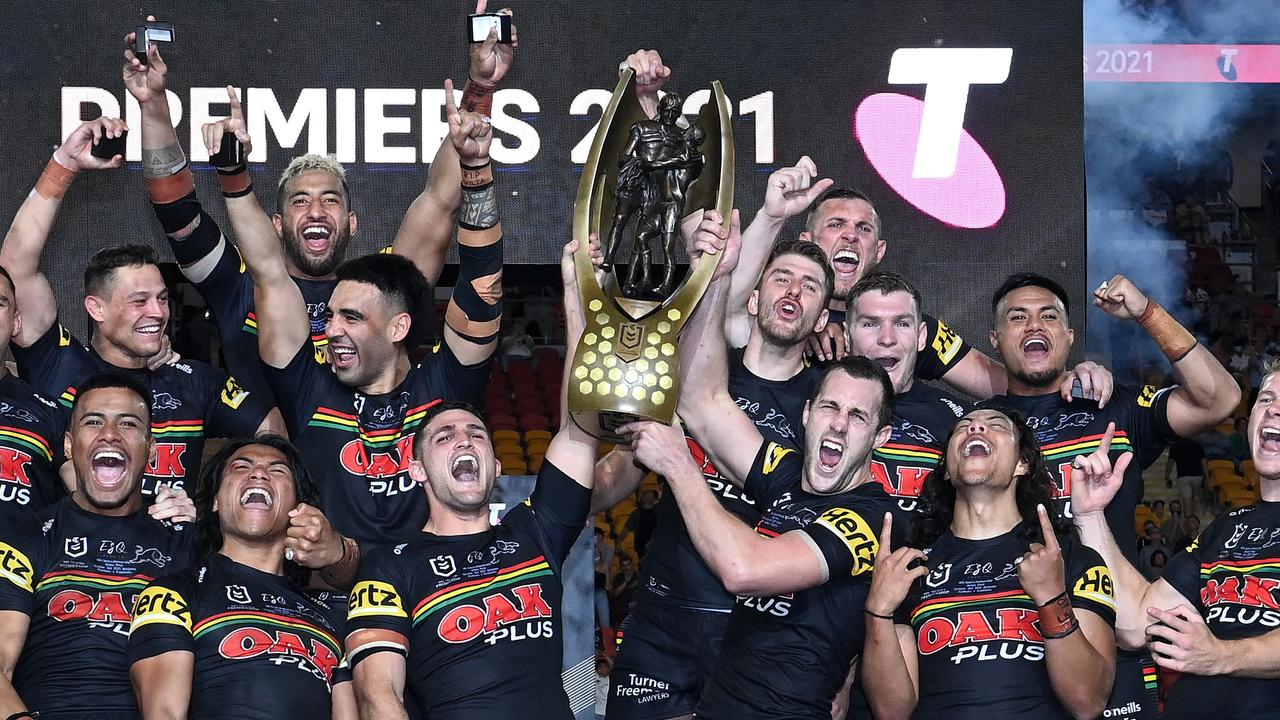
[1207,459,1236,474]
[493,429,521,444]
[526,438,551,455]
[524,429,553,444]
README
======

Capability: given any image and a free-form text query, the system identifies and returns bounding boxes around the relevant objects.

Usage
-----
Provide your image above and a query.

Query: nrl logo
[926,562,952,588]
[430,554,457,577]
[226,584,252,604]
[64,536,87,558]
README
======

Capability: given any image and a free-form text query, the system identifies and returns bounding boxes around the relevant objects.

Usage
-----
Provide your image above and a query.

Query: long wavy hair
[910,406,1072,549]
[192,435,322,587]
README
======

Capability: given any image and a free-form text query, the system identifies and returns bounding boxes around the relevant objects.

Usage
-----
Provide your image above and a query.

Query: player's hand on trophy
[1093,274,1151,321]
[618,418,698,480]
[445,79,494,165]
[122,15,169,104]
[866,513,927,618]
[762,156,834,221]
[202,86,254,166]
[562,233,606,298]
[1015,505,1066,605]
[688,209,742,282]
[469,0,517,86]
[622,49,671,103]
[1069,421,1133,518]
[808,322,849,363]
[55,118,128,171]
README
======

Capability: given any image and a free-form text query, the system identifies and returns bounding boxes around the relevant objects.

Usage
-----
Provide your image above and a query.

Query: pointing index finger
[1037,504,1060,551]
[226,86,244,122]
[444,78,458,118]
[1098,421,1116,458]
[877,512,894,557]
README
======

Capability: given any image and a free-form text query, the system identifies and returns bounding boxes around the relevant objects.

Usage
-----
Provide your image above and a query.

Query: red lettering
[217,627,333,678]
[1241,576,1280,609]
[870,460,936,499]
[309,639,339,679]
[148,443,187,478]
[87,592,129,623]
[0,448,33,486]
[48,589,94,621]
[1203,576,1280,609]
[686,438,720,478]
[511,584,553,617]
[220,627,275,658]
[996,608,1042,642]
[951,611,997,645]
[437,584,557,643]
[481,595,522,632]
[339,436,416,478]
[870,461,892,493]
[918,617,953,654]
[1053,462,1073,499]
[917,608,1043,654]
[439,605,487,643]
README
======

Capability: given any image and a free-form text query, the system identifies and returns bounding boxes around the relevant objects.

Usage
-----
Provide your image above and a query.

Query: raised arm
[862,515,926,720]
[130,651,193,720]
[0,117,126,347]
[676,210,763,485]
[440,81,503,367]
[726,158,832,348]
[590,449,647,514]
[353,652,409,720]
[1094,275,1239,435]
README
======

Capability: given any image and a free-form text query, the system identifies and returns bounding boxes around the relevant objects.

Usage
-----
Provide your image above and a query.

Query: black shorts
[1102,650,1159,720]
[607,600,732,719]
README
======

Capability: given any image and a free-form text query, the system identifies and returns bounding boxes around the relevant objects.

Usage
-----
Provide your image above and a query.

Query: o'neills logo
[219,627,340,681]
[438,584,554,644]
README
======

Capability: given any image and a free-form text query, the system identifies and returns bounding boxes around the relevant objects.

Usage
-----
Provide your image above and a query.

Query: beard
[1009,365,1064,391]
[758,306,817,347]
[283,223,352,277]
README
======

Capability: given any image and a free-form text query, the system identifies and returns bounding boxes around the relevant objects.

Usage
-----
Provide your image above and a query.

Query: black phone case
[90,132,128,160]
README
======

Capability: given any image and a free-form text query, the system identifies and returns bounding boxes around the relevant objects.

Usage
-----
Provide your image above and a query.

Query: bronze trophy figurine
[569,69,734,442]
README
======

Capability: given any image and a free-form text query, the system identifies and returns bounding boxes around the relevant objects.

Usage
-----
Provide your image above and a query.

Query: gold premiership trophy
[568,69,734,442]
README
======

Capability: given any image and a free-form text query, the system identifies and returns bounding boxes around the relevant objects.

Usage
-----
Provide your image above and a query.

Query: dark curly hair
[910,406,1071,549]
[192,435,322,587]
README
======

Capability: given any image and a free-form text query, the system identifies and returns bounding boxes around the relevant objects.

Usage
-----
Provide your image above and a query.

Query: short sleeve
[127,574,196,664]
[1121,384,1180,466]
[1162,522,1211,613]
[414,340,493,408]
[520,459,591,565]
[263,343,333,432]
[1065,542,1117,626]
[204,367,272,438]
[0,519,41,614]
[12,321,94,415]
[913,314,973,382]
[346,549,413,665]
[743,441,803,506]
[801,505,885,579]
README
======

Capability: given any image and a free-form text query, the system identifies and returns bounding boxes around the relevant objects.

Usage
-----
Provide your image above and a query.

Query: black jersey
[180,235,336,402]
[0,373,66,513]
[12,321,270,496]
[128,553,348,720]
[1161,501,1280,719]
[903,524,1116,719]
[696,441,901,720]
[0,497,193,719]
[640,348,822,610]
[266,342,489,548]
[827,310,971,382]
[983,385,1178,546]
[872,382,967,512]
[345,460,589,720]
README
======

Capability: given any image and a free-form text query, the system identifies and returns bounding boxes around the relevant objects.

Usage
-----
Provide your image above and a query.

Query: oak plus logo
[856,48,1012,229]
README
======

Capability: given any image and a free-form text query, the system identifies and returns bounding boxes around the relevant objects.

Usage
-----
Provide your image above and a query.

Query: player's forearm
[943,350,1007,401]
[1167,344,1240,432]
[725,210,786,347]
[1074,512,1150,649]
[443,159,503,365]
[1216,631,1280,679]
[139,89,180,153]
[1044,631,1113,719]
[677,277,731,431]
[355,684,410,720]
[664,461,761,594]
[0,675,27,717]
[391,137,462,287]
[318,536,361,590]
[2,150,77,277]
[330,682,358,720]
[590,450,646,514]
[860,622,916,720]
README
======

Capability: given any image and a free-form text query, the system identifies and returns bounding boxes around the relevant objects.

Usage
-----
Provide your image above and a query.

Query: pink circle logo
[854,92,1006,229]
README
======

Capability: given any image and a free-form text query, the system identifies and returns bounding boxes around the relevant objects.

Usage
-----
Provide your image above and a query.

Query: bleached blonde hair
[276,154,351,209]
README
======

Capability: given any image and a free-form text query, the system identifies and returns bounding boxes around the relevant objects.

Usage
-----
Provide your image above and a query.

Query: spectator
[1165,434,1207,515]
[1150,499,1168,527]
[1173,514,1202,552]
[1139,527,1170,579]
[595,652,613,720]
[1146,549,1168,581]
[618,488,660,560]
[609,554,640,627]
[594,527,615,631]
[1138,520,1160,552]
[1161,499,1189,541]
[1228,416,1251,467]
[499,316,536,370]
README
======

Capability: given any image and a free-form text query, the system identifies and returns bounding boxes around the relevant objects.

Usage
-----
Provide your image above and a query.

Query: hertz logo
[1073,565,1116,609]
[815,507,878,576]
[220,377,250,409]
[930,320,962,365]
[1137,385,1157,408]
[762,443,795,475]
[0,541,33,592]
[349,580,406,619]
[131,585,192,633]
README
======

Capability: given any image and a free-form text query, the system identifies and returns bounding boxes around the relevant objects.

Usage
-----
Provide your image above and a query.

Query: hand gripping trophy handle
[568,69,734,442]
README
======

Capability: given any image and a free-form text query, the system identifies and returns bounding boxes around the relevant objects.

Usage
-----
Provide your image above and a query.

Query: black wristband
[864,608,895,621]
[6,711,39,720]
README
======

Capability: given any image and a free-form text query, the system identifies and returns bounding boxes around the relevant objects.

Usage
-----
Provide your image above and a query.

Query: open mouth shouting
[831,248,860,282]
[91,448,128,489]
[1021,335,1051,362]
[300,224,333,254]
[775,298,802,322]
[239,485,274,512]
[452,453,480,484]
[962,438,992,458]
[328,343,357,370]
[1260,426,1280,456]
[818,437,845,473]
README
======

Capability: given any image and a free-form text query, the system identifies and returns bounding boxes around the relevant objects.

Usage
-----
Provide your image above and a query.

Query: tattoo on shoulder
[142,143,187,179]
[461,185,499,228]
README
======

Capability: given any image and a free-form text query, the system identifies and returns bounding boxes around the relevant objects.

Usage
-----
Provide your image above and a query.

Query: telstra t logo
[855,48,1012,229]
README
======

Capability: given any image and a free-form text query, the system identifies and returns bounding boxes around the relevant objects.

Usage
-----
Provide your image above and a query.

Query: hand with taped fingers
[202,86,254,163]
[1069,421,1133,517]
[122,15,168,104]
[1015,504,1067,605]
[57,118,129,172]
[1145,605,1231,675]
[1093,274,1151,321]
[866,512,927,618]
[284,503,345,569]
[617,418,699,481]
[807,322,849,363]
[149,483,196,525]
[1060,360,1115,408]
[470,0,517,86]
[762,156,834,222]
[445,78,494,165]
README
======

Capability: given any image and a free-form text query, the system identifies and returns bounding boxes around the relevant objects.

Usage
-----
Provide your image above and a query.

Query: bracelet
[864,608,895,621]
[461,78,495,118]
[1137,300,1197,363]
[1037,590,1079,639]
[6,711,38,720]
[35,157,77,200]
[461,161,494,189]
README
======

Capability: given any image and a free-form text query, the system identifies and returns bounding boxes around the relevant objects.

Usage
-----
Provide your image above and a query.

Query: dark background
[0,1,1084,355]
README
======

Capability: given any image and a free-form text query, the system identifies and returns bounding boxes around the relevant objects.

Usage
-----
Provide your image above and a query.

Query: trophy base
[571,408,664,445]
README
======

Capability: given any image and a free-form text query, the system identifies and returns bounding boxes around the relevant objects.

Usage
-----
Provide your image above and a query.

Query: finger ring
[1014,556,1024,565]
[1098,281,1109,292]
[285,548,295,561]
